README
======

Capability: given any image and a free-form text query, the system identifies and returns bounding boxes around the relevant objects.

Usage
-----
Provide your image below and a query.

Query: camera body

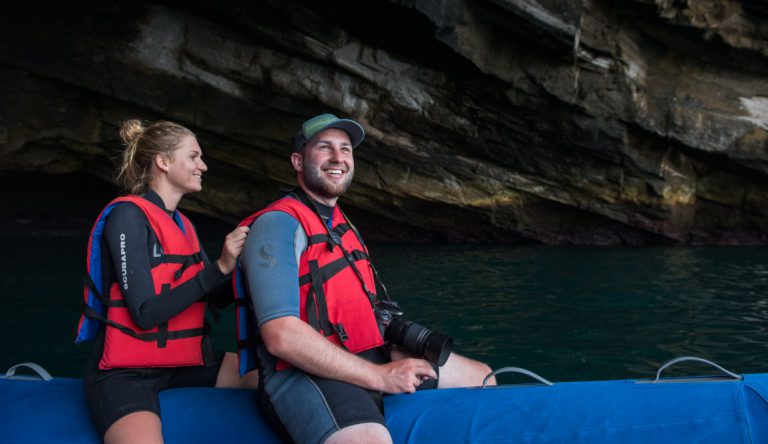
[374,300,453,366]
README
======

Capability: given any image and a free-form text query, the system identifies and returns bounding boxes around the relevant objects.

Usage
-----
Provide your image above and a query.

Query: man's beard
[302,163,354,199]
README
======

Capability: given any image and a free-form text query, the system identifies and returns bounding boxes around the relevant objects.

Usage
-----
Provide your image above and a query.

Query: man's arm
[261,316,436,393]
[243,211,436,393]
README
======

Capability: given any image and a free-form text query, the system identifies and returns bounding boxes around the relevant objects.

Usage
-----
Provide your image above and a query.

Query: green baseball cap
[292,113,365,152]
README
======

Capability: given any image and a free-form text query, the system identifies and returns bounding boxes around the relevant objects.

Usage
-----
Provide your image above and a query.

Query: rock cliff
[1,0,767,244]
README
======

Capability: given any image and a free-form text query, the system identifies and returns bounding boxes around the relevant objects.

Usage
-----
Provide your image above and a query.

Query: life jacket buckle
[334,323,349,343]
[328,231,343,252]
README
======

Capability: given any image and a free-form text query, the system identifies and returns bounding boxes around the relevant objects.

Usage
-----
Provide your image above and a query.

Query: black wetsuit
[84,190,231,436]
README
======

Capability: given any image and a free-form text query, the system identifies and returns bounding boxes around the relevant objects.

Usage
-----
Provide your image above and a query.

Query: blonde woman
[76,120,257,443]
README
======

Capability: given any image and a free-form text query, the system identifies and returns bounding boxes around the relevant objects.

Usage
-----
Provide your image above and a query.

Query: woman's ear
[155,153,169,173]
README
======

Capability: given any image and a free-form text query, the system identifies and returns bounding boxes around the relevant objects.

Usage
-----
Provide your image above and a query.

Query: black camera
[374,300,453,366]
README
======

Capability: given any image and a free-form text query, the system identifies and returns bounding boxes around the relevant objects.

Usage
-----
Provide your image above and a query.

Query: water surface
[2,234,767,383]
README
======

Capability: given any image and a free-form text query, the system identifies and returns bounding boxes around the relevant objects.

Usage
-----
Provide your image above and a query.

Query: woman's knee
[104,411,163,444]
[325,423,392,444]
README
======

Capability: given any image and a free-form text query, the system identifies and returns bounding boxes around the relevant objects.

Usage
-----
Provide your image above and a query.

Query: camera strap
[334,207,393,303]
[290,189,391,306]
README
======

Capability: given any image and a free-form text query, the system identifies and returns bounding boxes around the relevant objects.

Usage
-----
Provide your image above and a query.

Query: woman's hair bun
[119,119,146,145]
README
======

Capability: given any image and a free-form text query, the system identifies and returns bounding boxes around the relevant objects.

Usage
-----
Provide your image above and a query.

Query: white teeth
[327,169,343,175]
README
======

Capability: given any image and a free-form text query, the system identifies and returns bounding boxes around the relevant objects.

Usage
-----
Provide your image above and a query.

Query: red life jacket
[233,194,384,373]
[75,195,209,369]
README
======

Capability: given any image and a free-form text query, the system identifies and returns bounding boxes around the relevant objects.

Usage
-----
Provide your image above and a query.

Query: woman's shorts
[84,351,225,437]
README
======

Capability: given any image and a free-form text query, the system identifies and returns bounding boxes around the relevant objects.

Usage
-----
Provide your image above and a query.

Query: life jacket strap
[162,252,203,280]
[82,302,210,343]
[334,224,351,235]
[307,260,352,347]
[158,322,168,348]
[82,304,208,341]
[307,234,329,246]
[82,272,109,307]
[306,260,331,334]
[307,224,351,248]
[162,252,203,264]
[81,304,133,338]
[201,324,215,367]
[130,323,209,343]
[298,250,370,286]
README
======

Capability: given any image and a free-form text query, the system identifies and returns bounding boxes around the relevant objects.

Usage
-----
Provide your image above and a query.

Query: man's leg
[390,347,495,388]
[260,368,392,444]
[437,352,496,388]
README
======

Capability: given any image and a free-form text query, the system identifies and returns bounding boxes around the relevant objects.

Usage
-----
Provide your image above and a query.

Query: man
[237,114,494,444]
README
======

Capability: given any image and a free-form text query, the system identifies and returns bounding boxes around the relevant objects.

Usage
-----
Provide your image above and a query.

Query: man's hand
[375,358,437,394]
[217,226,249,274]
[262,317,437,394]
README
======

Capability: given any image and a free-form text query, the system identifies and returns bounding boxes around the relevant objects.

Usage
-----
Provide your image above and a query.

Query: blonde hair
[117,119,195,194]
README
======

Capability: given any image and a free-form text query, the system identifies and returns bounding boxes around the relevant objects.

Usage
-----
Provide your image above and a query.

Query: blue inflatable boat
[1,357,767,443]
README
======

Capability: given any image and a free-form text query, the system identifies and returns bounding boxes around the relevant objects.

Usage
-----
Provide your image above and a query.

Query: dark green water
[3,233,768,382]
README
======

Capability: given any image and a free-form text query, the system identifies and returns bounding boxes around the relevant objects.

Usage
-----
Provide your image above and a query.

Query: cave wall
[1,0,767,244]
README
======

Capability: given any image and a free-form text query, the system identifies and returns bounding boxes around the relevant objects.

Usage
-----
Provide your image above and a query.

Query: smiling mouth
[324,168,346,177]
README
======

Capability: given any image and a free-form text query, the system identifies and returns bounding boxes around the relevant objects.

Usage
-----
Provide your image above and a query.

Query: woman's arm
[103,204,226,330]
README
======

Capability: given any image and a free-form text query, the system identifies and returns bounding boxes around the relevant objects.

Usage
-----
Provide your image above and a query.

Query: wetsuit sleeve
[103,204,228,330]
[241,211,306,327]
[197,230,234,309]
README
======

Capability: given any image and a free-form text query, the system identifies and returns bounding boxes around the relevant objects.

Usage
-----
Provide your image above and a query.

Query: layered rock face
[1,0,767,244]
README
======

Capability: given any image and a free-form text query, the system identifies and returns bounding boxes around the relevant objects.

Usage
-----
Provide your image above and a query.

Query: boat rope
[653,356,742,382]
[3,362,52,381]
[482,367,554,388]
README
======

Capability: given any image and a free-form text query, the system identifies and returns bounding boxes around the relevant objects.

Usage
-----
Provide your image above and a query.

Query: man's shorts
[258,347,438,444]
[84,351,225,437]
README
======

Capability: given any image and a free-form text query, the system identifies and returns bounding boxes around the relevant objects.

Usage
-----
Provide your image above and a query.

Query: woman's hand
[216,226,249,275]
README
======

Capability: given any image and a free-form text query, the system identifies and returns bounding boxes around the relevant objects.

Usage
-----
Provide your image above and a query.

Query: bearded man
[237,114,494,444]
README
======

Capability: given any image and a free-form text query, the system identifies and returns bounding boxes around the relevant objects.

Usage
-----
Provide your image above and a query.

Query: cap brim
[320,119,365,148]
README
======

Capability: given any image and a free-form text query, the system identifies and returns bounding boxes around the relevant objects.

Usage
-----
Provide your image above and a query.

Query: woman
[75,119,258,443]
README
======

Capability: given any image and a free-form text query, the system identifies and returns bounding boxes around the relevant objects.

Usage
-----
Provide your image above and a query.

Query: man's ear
[290,152,303,172]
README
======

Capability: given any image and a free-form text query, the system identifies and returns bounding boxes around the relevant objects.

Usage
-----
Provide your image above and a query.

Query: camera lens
[385,317,453,366]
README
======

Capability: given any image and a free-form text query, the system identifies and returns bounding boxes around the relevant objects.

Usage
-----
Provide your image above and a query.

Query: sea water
[2,233,767,382]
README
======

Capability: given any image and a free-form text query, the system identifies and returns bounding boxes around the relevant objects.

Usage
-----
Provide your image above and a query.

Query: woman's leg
[85,366,166,444]
[214,351,260,388]
[104,411,163,444]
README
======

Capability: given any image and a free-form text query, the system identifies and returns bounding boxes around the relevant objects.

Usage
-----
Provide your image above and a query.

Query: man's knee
[438,353,495,388]
[325,423,392,444]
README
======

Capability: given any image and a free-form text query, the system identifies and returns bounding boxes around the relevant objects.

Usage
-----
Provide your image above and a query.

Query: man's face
[293,128,355,204]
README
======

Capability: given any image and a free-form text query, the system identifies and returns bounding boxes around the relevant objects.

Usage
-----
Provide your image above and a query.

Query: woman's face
[164,134,208,194]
